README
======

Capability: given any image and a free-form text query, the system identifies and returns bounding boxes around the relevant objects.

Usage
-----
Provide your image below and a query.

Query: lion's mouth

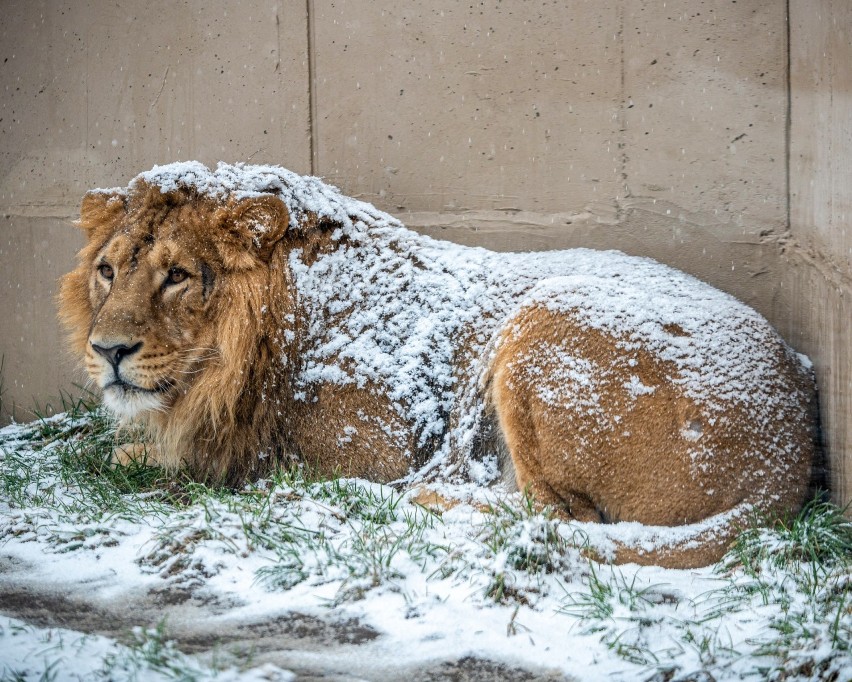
[105,377,173,395]
[101,376,173,420]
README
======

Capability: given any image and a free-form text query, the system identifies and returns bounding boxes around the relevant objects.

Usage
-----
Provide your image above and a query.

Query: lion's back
[289,233,813,489]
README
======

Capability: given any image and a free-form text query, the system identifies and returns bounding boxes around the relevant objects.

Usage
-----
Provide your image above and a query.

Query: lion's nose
[91,341,143,368]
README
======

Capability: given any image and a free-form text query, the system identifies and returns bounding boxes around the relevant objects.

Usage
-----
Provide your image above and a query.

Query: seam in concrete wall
[785,0,792,234]
[306,0,318,175]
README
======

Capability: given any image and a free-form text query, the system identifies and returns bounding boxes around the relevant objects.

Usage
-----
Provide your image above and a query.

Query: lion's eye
[98,263,114,280]
[165,267,189,286]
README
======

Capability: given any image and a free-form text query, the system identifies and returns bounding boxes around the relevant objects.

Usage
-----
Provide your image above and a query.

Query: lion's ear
[230,194,290,262]
[76,190,128,239]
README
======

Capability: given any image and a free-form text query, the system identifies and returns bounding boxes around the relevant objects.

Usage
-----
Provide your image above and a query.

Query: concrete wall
[786,0,851,507]
[0,1,848,506]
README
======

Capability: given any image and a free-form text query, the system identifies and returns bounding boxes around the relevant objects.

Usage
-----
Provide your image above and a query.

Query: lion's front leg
[111,442,164,468]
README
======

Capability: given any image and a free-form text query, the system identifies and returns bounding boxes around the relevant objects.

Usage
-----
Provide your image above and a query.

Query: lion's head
[59,165,302,477]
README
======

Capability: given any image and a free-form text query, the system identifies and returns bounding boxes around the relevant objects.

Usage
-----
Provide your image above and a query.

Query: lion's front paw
[111,442,160,468]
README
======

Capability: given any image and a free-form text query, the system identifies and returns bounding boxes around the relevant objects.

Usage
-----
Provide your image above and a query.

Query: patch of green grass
[476,490,588,603]
[714,497,852,673]
[309,476,403,524]
[556,565,693,668]
[556,564,667,626]
[719,496,852,648]
[101,620,190,679]
[480,496,560,571]
[334,513,445,601]
[254,479,445,603]
[92,456,449,602]
[0,397,182,545]
[557,561,614,626]
[548,499,852,677]
[725,496,852,577]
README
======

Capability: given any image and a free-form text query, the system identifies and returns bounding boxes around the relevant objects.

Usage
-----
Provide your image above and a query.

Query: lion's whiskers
[174,366,210,376]
[177,347,221,358]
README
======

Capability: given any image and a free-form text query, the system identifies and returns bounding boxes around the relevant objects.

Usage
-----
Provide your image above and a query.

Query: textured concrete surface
[786,0,852,509]
[0,0,848,506]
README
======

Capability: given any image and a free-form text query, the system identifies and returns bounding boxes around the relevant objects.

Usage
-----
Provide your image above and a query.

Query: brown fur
[58,174,818,568]
[488,306,816,567]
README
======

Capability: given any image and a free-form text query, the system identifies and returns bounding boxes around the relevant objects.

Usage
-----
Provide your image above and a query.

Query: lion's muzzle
[87,335,170,419]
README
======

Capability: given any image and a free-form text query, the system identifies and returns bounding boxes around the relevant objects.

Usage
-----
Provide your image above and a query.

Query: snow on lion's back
[127,161,811,482]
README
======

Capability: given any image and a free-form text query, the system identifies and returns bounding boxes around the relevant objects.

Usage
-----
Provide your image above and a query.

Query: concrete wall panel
[313,1,623,213]
[0,217,82,418]
[0,0,311,202]
[622,0,788,232]
[789,0,852,505]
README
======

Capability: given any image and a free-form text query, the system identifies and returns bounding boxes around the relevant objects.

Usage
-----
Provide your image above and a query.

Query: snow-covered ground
[0,410,849,681]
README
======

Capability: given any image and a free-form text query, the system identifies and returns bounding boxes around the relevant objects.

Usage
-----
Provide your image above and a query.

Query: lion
[58,161,818,568]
